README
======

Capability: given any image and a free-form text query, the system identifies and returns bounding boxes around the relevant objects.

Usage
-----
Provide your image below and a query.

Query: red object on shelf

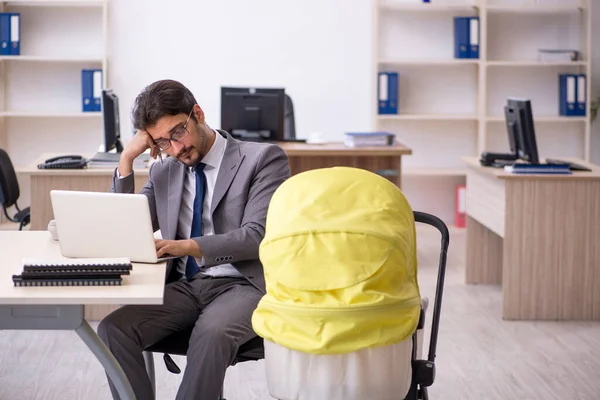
[455,184,466,228]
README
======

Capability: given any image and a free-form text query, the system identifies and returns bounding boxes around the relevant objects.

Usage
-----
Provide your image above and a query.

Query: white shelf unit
[372,0,592,224]
[0,0,108,222]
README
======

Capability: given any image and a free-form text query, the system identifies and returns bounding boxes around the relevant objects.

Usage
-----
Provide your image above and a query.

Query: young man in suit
[98,79,291,400]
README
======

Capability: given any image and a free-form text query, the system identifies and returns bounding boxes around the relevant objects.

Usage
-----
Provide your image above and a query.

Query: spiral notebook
[13,257,132,287]
[12,276,123,287]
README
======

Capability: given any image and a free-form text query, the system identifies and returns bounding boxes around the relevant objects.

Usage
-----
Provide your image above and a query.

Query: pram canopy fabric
[252,166,421,355]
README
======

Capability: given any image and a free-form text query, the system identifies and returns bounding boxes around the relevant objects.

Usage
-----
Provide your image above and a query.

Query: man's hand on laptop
[118,130,159,177]
[155,239,203,259]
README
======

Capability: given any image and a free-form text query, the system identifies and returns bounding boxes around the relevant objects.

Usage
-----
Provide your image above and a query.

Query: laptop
[50,190,177,264]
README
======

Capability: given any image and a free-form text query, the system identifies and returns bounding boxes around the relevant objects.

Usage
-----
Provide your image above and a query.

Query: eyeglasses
[153,109,193,151]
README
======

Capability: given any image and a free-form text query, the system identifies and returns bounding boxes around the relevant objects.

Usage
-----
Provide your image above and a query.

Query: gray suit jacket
[111,130,291,293]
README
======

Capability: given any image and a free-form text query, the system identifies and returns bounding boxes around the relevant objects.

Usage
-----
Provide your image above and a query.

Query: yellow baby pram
[252,166,449,400]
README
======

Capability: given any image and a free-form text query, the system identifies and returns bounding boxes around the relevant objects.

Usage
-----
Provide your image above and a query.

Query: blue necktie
[185,163,206,279]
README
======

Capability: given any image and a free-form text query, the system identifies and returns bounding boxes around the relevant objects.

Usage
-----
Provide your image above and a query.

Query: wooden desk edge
[18,145,413,175]
[277,142,413,157]
[17,152,152,175]
[462,157,600,180]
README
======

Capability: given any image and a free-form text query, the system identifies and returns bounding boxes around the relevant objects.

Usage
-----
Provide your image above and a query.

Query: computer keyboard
[545,158,591,172]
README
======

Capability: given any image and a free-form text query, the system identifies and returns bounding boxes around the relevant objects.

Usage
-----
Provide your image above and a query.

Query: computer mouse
[48,220,59,241]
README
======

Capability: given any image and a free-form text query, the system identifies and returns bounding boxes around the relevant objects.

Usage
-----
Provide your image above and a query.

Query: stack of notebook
[86,152,150,169]
[12,258,133,287]
[343,132,396,148]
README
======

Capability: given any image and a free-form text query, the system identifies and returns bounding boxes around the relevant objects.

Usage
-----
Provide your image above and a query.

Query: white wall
[107,0,372,143]
[5,0,599,225]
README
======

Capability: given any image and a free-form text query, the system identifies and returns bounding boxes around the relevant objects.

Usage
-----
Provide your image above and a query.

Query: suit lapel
[166,161,185,240]
[211,131,244,214]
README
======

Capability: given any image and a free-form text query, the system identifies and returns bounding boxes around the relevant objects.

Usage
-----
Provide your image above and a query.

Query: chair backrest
[0,148,19,208]
[284,94,296,140]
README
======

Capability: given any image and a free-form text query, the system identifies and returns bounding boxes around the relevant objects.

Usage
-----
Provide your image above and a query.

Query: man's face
[147,107,208,167]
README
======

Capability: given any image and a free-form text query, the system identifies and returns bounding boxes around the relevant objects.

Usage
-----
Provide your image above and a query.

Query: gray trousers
[97,274,263,400]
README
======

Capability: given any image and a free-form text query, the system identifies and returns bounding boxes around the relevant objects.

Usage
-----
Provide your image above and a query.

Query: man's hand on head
[155,239,203,258]
[118,130,160,177]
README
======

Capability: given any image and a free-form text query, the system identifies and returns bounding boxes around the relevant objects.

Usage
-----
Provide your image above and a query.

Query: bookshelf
[0,0,108,223]
[372,0,592,224]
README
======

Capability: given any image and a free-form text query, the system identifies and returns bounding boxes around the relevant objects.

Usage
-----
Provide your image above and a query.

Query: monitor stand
[114,138,124,153]
[479,151,518,168]
[92,140,123,162]
[231,129,270,142]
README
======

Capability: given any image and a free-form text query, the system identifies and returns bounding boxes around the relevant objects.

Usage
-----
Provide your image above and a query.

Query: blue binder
[558,74,577,117]
[576,74,586,116]
[81,69,94,112]
[468,17,479,59]
[454,17,469,59]
[0,14,10,56]
[9,13,19,55]
[377,72,398,115]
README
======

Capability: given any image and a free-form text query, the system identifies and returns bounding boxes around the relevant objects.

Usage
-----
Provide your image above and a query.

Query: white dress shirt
[175,131,242,278]
[119,131,242,278]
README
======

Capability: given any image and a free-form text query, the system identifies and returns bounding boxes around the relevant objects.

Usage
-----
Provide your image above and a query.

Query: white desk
[0,231,167,400]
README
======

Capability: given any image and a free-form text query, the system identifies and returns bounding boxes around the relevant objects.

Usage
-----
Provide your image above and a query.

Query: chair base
[143,351,227,400]
[3,205,30,230]
[142,333,264,400]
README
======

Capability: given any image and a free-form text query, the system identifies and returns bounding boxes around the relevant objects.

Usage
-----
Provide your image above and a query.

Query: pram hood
[252,166,421,355]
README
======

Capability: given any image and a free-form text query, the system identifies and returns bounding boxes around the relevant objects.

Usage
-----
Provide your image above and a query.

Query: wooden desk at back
[464,157,600,321]
[21,142,412,231]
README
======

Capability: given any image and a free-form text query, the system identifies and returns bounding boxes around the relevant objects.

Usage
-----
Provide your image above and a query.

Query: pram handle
[413,211,449,364]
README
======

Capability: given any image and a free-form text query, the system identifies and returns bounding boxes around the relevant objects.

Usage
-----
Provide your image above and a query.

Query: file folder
[558,74,576,116]
[82,69,94,112]
[455,185,466,228]
[469,17,479,59]
[9,13,19,55]
[576,74,586,116]
[92,69,103,111]
[0,13,10,56]
[453,17,469,59]
[377,72,398,115]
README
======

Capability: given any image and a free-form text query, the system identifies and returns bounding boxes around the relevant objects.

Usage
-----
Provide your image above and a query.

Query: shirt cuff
[116,169,131,179]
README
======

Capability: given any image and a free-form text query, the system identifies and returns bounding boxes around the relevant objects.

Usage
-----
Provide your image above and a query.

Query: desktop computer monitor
[504,98,539,164]
[480,98,539,166]
[481,98,590,171]
[220,87,285,142]
[101,89,123,153]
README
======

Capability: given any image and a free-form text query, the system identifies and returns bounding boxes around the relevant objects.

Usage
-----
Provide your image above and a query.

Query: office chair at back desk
[0,148,30,230]
[284,94,296,140]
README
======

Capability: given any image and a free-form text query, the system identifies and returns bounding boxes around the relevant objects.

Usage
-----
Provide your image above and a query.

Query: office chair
[0,148,30,230]
[142,291,264,400]
[284,94,296,140]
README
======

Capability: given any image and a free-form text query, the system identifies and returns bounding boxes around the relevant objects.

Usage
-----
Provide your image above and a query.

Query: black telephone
[37,155,88,170]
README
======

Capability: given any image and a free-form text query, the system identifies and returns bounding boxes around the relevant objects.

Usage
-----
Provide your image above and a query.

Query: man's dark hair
[131,79,198,130]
